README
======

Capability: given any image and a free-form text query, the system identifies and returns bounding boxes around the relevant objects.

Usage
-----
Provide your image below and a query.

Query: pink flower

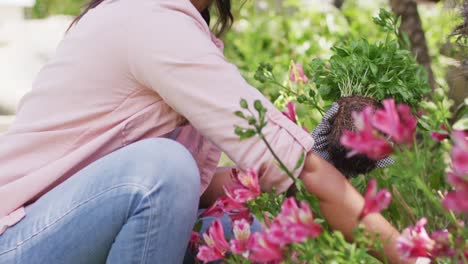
[224,169,261,204]
[453,130,468,150]
[268,198,322,245]
[290,63,308,83]
[452,130,468,175]
[203,219,230,251]
[397,218,436,259]
[372,99,417,145]
[197,219,230,262]
[282,102,297,124]
[228,206,253,224]
[452,147,468,176]
[201,196,244,218]
[442,190,468,213]
[340,107,393,160]
[189,231,201,252]
[197,246,224,262]
[230,219,251,257]
[264,222,289,247]
[248,232,284,263]
[240,199,322,263]
[443,130,468,213]
[359,179,392,220]
[430,230,455,258]
[430,125,449,142]
[446,172,468,192]
[431,132,449,142]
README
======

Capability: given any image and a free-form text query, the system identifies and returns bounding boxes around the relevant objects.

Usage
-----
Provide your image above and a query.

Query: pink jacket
[0,0,314,235]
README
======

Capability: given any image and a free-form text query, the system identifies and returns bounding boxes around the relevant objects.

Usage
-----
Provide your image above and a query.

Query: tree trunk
[389,0,436,91]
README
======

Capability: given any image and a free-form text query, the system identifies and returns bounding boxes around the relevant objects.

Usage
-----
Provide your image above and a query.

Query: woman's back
[0,0,217,218]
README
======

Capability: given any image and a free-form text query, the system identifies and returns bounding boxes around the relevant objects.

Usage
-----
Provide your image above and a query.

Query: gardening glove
[311,103,394,169]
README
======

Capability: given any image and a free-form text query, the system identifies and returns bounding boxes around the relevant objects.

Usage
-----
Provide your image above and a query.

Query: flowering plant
[189,8,467,264]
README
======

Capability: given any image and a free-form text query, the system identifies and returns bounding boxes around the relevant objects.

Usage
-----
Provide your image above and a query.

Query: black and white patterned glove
[311,103,394,169]
[311,103,340,163]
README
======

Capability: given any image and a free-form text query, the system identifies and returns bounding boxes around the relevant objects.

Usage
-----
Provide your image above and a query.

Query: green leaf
[240,99,248,109]
[248,117,257,125]
[235,127,256,140]
[234,111,245,119]
[417,119,432,131]
[234,126,244,136]
[318,85,331,96]
[369,63,378,76]
[193,220,202,232]
[294,152,306,171]
[254,100,264,113]
[240,129,256,139]
[333,46,349,57]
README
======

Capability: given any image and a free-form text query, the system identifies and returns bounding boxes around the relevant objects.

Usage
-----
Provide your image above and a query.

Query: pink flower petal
[446,172,468,192]
[282,102,297,124]
[201,196,244,218]
[197,245,225,262]
[452,146,468,175]
[230,219,251,256]
[430,131,449,142]
[341,107,394,160]
[372,99,416,145]
[341,129,393,160]
[430,230,455,258]
[452,130,468,151]
[228,207,253,224]
[224,169,261,204]
[189,231,201,252]
[359,179,392,220]
[290,63,308,83]
[203,219,230,253]
[442,190,468,213]
[397,218,436,259]
[233,219,251,241]
[270,198,322,245]
[248,232,284,263]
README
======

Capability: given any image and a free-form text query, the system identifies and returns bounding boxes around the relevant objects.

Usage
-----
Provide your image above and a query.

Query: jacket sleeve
[126,2,314,193]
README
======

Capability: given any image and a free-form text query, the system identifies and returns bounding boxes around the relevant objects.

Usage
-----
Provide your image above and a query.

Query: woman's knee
[115,138,201,195]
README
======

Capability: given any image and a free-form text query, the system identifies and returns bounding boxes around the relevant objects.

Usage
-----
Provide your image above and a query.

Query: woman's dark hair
[68,0,233,36]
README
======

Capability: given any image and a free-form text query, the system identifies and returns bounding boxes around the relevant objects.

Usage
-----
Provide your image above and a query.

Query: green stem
[268,79,300,96]
[412,143,459,226]
[309,95,325,116]
[267,77,326,117]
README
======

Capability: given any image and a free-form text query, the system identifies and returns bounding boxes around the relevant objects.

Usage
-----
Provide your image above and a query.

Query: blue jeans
[0,138,201,264]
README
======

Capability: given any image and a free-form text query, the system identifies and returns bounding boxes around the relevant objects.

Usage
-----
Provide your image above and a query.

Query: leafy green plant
[308,9,431,109]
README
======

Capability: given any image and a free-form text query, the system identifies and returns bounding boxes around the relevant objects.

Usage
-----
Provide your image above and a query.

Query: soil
[327,96,380,178]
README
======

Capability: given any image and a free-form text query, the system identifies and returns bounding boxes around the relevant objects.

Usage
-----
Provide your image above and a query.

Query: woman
[0,0,411,263]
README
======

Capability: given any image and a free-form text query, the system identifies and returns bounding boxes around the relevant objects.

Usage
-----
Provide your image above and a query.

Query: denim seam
[0,183,151,256]
[140,186,156,264]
